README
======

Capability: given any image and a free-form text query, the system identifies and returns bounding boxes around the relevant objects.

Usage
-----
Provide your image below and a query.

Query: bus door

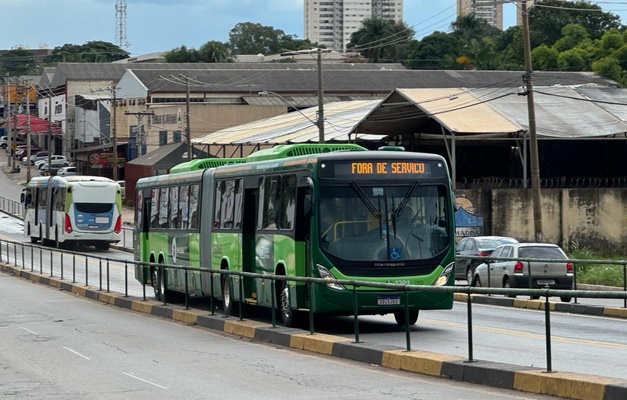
[241,181,257,302]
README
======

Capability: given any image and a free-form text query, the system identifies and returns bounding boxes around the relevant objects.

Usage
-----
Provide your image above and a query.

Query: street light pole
[522,0,543,242]
[317,48,325,143]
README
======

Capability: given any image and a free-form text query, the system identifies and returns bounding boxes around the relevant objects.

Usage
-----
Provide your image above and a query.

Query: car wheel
[560,297,572,303]
[473,276,481,287]
[531,295,540,300]
[503,278,516,298]
[466,267,473,285]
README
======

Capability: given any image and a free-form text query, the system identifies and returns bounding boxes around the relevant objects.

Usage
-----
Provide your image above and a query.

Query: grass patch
[568,241,626,287]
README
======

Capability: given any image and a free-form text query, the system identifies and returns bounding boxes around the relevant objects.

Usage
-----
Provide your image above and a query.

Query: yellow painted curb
[515,370,625,400]
[453,293,467,302]
[603,307,627,318]
[172,308,206,324]
[71,286,87,296]
[382,349,464,376]
[290,333,351,355]
[224,319,267,338]
[98,292,122,304]
[131,301,157,314]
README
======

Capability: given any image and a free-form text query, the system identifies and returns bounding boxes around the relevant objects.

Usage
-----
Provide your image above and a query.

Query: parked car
[36,155,68,169]
[471,242,573,302]
[16,145,41,160]
[0,136,26,149]
[117,180,125,199]
[23,151,49,165]
[57,166,77,177]
[455,236,519,282]
[39,160,70,176]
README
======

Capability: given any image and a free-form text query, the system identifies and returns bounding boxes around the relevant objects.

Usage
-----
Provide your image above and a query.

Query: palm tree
[199,41,231,63]
[349,17,395,63]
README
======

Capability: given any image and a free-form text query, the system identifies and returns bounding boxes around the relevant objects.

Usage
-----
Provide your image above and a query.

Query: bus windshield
[319,183,450,262]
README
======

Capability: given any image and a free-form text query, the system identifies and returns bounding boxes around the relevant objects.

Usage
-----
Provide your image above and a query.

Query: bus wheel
[221,274,238,317]
[394,310,419,326]
[30,236,38,244]
[280,280,295,327]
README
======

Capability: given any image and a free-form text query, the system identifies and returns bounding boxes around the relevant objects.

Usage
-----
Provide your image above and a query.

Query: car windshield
[319,183,450,262]
[477,238,516,249]
[519,247,566,259]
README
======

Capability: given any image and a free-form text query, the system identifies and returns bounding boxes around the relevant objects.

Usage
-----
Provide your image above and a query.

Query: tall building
[516,0,535,26]
[457,0,503,30]
[304,0,403,52]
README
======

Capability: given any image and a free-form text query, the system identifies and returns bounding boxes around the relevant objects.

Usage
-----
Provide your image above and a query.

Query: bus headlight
[433,262,454,286]
[316,264,345,291]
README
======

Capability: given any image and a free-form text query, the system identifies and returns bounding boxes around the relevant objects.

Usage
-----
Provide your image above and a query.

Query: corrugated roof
[193,100,382,145]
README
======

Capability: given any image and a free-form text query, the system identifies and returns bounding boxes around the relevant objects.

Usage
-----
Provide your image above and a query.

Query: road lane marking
[62,346,90,360]
[123,372,167,389]
[20,326,38,335]
[420,318,627,349]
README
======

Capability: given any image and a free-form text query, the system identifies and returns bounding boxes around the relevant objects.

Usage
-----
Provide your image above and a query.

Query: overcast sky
[1,0,624,57]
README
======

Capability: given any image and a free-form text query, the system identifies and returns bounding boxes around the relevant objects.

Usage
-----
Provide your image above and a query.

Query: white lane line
[62,346,90,360]
[20,326,38,335]
[123,372,167,389]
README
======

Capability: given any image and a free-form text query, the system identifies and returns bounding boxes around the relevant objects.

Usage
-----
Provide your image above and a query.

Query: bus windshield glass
[319,183,450,262]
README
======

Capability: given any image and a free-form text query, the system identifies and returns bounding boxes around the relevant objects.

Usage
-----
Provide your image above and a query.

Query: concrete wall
[455,188,627,255]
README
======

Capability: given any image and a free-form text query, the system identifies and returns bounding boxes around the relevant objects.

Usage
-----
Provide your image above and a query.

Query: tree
[406,31,458,69]
[46,41,129,63]
[228,22,283,55]
[557,48,587,71]
[163,45,201,62]
[452,13,501,42]
[198,41,231,63]
[529,0,621,47]
[554,24,590,52]
[348,17,414,63]
[0,49,39,75]
[532,45,559,70]
[591,56,623,83]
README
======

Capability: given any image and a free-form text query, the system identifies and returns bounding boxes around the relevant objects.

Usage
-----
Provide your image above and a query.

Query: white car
[23,151,49,165]
[35,155,68,169]
[57,166,77,177]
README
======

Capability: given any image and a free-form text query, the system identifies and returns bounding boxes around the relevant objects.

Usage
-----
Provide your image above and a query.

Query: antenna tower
[115,0,129,49]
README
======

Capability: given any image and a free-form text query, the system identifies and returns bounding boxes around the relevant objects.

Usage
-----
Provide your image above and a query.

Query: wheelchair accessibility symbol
[389,247,402,260]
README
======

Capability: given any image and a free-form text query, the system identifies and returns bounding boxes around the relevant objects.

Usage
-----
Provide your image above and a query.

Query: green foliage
[592,56,623,82]
[532,44,559,70]
[567,240,626,287]
[163,45,201,62]
[406,31,457,69]
[0,49,39,75]
[554,24,590,52]
[46,41,129,63]
[557,48,588,70]
[228,22,284,55]
[349,17,414,63]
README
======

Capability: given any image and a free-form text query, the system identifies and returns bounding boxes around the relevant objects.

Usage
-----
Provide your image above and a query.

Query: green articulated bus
[134,144,456,327]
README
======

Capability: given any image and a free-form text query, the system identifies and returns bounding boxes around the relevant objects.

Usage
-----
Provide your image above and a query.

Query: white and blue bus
[21,176,123,250]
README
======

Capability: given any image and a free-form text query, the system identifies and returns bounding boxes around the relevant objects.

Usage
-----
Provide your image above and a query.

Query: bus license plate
[377,296,400,306]
[537,279,555,285]
[95,217,109,224]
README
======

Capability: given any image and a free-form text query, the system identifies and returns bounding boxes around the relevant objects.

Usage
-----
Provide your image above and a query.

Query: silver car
[472,242,573,302]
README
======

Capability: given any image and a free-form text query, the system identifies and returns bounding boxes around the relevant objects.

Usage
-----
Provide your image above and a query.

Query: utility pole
[317,48,325,143]
[124,110,154,157]
[47,94,52,172]
[25,81,32,183]
[184,75,192,160]
[110,87,119,181]
[522,0,543,242]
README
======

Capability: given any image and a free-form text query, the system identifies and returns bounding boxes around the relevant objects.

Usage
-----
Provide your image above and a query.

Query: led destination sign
[323,160,444,179]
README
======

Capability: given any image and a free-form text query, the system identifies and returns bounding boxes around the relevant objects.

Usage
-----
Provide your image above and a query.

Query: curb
[2,262,627,400]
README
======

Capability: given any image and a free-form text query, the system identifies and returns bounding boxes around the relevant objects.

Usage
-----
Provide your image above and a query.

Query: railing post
[545,294,553,372]
[72,253,76,283]
[404,288,411,351]
[309,279,315,335]
[184,268,189,310]
[99,258,103,291]
[623,263,626,308]
[352,285,360,343]
[38,245,41,273]
[467,291,474,362]
[209,271,215,315]
[60,250,64,280]
[49,248,53,277]
[85,256,89,286]
[527,261,532,289]
[486,260,491,291]
[21,243,24,268]
[238,274,244,320]
[123,261,127,296]
[573,261,578,304]
[30,245,33,271]
[107,259,111,293]
[270,279,276,327]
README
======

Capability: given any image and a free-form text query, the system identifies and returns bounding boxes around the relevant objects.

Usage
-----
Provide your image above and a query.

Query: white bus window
[159,187,169,228]
[214,181,223,229]
[259,176,279,230]
[135,190,143,229]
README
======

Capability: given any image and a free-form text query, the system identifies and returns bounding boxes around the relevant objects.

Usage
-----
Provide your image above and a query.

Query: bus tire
[394,309,419,326]
[95,242,110,251]
[221,273,238,317]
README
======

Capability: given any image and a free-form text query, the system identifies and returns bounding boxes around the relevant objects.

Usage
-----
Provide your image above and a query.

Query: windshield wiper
[350,181,382,219]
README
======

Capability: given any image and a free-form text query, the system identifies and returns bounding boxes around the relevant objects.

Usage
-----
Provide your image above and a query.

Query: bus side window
[279,175,296,230]
[159,187,169,228]
[189,184,199,230]
[135,190,143,230]
[169,186,179,229]
[178,186,189,230]
[150,189,159,229]
[221,180,235,230]
[214,181,224,229]
[233,179,243,230]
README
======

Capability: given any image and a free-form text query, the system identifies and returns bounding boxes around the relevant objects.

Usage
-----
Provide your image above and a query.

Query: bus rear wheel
[279,280,296,327]
[221,273,238,317]
[394,310,419,326]
[95,242,110,251]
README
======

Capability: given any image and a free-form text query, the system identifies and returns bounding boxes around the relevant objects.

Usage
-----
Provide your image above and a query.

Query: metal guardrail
[0,197,24,218]
[1,238,626,374]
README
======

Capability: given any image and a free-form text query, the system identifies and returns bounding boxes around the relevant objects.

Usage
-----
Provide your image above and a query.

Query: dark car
[455,236,519,282]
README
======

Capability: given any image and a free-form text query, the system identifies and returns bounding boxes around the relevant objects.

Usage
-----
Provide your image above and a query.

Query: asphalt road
[0,271,566,400]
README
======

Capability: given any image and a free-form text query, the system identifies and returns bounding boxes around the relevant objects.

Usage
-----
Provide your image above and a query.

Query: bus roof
[170,158,246,174]
[245,143,366,163]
